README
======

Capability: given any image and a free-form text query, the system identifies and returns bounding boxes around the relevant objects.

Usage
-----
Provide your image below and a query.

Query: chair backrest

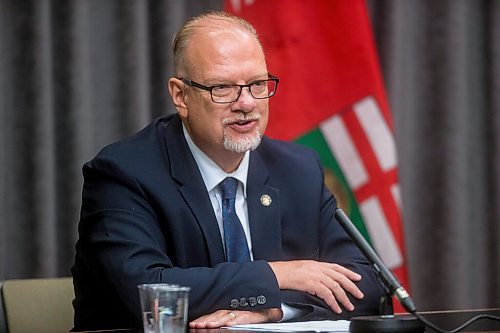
[0,277,74,333]
[0,283,7,333]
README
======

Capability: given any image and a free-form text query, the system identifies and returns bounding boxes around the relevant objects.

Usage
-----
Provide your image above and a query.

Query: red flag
[226,0,409,312]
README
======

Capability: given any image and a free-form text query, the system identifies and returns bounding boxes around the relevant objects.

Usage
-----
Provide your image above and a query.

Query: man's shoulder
[257,136,319,162]
[83,114,181,179]
[252,136,326,197]
[94,114,177,161]
[254,136,323,179]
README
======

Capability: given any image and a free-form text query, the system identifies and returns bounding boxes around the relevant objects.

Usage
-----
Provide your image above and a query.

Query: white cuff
[280,302,306,321]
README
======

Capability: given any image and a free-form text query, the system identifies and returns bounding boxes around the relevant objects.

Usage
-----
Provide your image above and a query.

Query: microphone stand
[378,292,394,316]
[334,208,425,333]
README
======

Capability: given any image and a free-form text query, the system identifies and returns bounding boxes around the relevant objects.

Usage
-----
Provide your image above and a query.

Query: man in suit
[72,11,385,331]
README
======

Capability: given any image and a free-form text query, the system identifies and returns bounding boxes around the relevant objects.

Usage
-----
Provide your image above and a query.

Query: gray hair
[172,11,263,76]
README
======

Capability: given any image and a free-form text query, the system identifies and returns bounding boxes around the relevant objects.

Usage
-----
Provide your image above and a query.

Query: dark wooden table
[78,308,500,333]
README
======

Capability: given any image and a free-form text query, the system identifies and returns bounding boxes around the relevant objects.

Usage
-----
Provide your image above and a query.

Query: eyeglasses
[179,74,279,104]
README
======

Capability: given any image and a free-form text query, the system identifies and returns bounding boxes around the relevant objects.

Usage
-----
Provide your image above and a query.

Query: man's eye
[252,80,266,87]
[212,85,233,91]
[211,85,235,97]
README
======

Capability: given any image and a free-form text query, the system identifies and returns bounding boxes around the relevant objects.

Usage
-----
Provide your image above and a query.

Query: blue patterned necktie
[219,177,251,262]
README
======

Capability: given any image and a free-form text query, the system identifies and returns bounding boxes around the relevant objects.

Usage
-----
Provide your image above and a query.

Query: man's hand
[269,260,364,314]
[189,308,283,329]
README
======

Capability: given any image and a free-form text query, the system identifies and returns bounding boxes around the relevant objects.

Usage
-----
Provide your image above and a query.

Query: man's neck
[211,150,245,173]
[182,123,246,173]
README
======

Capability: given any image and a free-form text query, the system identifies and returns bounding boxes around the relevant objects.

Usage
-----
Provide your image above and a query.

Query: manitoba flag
[225,0,410,306]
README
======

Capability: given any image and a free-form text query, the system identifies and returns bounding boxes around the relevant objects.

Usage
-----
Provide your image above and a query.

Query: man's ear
[168,78,188,118]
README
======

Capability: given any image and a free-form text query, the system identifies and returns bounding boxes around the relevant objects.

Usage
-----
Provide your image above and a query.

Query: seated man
[71,11,385,331]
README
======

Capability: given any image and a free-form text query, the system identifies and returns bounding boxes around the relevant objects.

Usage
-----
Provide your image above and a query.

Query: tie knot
[219,177,238,201]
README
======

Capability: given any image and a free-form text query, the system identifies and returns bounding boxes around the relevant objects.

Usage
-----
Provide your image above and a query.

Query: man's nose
[233,87,257,111]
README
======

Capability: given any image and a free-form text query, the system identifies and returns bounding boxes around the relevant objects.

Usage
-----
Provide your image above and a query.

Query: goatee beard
[223,128,262,153]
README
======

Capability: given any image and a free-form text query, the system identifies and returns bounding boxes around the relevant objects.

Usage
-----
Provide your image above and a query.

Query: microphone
[334,208,424,332]
[334,208,416,312]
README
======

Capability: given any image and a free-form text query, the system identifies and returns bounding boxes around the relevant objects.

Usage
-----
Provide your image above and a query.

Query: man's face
[178,24,269,162]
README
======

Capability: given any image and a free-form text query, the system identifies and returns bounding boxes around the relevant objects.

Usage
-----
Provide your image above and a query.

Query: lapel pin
[260,194,272,206]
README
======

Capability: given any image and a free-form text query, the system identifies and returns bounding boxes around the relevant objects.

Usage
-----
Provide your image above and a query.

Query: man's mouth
[223,115,260,132]
[232,119,253,126]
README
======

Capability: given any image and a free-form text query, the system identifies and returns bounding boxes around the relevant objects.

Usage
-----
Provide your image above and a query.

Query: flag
[225,0,409,311]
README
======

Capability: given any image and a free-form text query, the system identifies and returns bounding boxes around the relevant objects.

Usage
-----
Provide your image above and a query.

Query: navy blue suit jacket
[72,114,384,331]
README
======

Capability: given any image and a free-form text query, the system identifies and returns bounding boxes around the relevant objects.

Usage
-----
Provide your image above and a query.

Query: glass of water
[138,284,190,333]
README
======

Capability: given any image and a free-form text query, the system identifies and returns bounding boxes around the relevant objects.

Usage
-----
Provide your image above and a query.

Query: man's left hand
[189,308,283,328]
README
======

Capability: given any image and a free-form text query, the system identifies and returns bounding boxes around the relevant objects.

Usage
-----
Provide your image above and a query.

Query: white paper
[222,320,350,332]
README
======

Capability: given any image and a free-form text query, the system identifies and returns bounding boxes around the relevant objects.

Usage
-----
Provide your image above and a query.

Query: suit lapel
[164,116,225,265]
[247,149,282,261]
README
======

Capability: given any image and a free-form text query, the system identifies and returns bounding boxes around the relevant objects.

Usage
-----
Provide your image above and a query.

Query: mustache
[222,113,261,125]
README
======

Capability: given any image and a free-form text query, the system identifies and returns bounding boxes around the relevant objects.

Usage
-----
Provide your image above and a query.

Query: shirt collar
[183,124,249,197]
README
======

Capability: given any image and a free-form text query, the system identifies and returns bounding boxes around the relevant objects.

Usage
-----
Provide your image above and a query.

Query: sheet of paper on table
[222,320,350,332]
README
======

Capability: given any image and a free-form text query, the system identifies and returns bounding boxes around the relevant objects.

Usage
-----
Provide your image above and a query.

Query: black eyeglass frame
[178,74,279,104]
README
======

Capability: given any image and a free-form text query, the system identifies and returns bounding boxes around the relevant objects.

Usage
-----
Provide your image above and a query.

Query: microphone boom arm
[334,208,416,313]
